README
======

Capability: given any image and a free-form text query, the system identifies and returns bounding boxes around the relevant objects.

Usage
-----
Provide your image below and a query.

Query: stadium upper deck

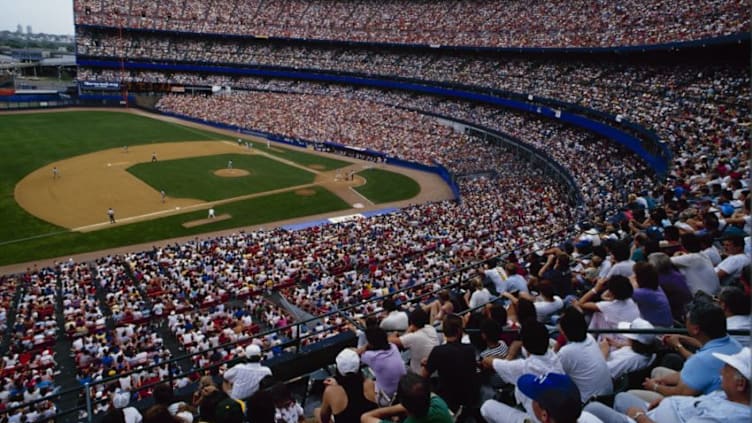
[74,0,749,49]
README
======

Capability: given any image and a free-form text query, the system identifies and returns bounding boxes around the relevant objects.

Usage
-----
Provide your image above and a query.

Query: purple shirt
[658,270,692,321]
[633,287,674,327]
[361,343,406,397]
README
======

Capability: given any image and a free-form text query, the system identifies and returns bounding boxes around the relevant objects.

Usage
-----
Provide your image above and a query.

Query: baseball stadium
[0,1,749,422]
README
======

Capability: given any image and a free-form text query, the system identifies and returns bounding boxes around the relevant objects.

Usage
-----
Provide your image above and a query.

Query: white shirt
[122,406,143,423]
[727,315,751,346]
[534,296,563,323]
[223,361,272,400]
[589,299,641,337]
[380,311,409,332]
[716,253,751,286]
[400,325,439,374]
[671,253,721,295]
[557,335,613,401]
[606,346,655,379]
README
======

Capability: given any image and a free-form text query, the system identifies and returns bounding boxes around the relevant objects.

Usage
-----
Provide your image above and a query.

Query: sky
[0,0,74,35]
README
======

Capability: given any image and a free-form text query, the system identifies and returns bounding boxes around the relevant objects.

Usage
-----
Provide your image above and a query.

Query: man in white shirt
[480,320,564,423]
[389,308,438,375]
[718,286,751,345]
[379,298,408,332]
[716,235,750,286]
[222,344,272,401]
[557,308,613,402]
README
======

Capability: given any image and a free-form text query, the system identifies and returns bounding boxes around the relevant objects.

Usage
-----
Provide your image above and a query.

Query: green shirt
[382,395,453,423]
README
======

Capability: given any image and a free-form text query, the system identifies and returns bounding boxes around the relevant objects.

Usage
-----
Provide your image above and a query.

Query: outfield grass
[0,186,350,265]
[354,168,421,203]
[128,154,316,201]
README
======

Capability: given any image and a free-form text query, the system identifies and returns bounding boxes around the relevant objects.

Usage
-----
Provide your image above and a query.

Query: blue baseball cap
[517,373,582,420]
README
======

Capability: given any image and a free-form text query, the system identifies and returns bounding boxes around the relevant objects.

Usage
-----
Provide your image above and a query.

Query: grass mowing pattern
[354,169,421,203]
[260,146,352,170]
[128,154,316,201]
[0,111,232,243]
[0,186,350,265]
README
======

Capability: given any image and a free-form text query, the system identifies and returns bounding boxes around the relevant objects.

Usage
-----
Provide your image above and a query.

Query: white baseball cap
[335,348,360,375]
[245,344,261,358]
[618,318,655,345]
[713,347,751,380]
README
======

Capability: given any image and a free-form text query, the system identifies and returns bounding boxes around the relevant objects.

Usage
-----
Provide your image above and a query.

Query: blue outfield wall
[157,110,464,200]
[77,59,670,176]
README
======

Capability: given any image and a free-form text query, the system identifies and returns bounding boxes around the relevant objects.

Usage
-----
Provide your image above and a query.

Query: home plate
[353,203,364,208]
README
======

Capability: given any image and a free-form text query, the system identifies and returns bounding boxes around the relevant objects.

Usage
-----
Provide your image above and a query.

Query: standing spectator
[423,314,478,413]
[358,327,406,406]
[556,307,613,402]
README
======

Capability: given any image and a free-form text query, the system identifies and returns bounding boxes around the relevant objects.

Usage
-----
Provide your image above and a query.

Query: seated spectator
[517,373,602,423]
[585,347,751,423]
[315,348,376,423]
[647,252,692,322]
[599,318,657,379]
[270,382,306,423]
[389,308,439,375]
[464,278,492,310]
[480,320,563,423]
[670,234,720,295]
[379,298,408,332]
[717,286,751,346]
[630,262,673,328]
[716,235,750,286]
[222,344,272,402]
[556,307,613,402]
[361,373,453,423]
[633,300,742,402]
[102,389,142,423]
[576,275,640,340]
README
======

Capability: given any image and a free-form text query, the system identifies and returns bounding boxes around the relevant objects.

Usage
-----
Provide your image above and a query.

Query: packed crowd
[73,0,748,48]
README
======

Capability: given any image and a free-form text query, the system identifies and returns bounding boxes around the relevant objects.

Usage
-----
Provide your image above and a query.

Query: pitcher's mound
[214,169,250,177]
[182,213,231,228]
[295,189,316,197]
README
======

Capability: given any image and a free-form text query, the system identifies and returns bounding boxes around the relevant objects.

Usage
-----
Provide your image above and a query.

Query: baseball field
[0,109,451,268]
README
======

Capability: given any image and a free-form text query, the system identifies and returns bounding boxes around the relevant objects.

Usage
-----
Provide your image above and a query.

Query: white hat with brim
[335,348,360,375]
[618,318,655,345]
[713,347,751,380]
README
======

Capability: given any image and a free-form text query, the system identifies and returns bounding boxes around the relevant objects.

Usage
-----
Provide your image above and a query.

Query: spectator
[389,308,439,375]
[634,300,742,402]
[516,373,602,423]
[716,235,750,286]
[630,262,673,328]
[556,307,613,402]
[358,327,407,406]
[647,252,692,322]
[315,348,376,423]
[423,314,478,413]
[379,298,408,332]
[670,234,720,295]
[576,275,640,339]
[717,286,751,346]
[222,344,273,401]
[584,347,751,423]
[361,373,453,423]
[599,318,657,379]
